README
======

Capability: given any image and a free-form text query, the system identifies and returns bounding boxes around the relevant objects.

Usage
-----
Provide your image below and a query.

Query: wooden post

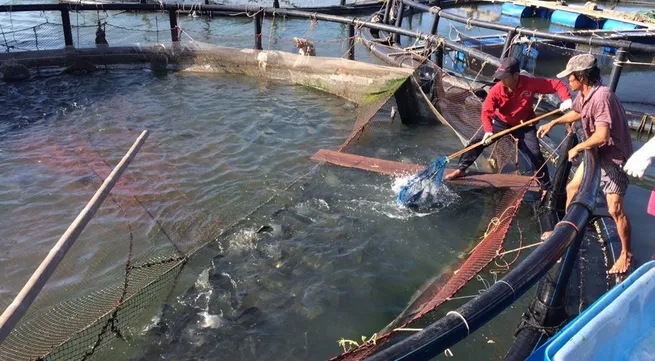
[347,23,355,60]
[61,8,74,47]
[0,130,150,345]
[383,0,393,24]
[254,9,263,50]
[169,10,179,42]
[608,48,627,92]
[429,10,440,36]
[273,0,280,8]
[434,41,444,68]
[393,1,405,44]
[501,29,516,59]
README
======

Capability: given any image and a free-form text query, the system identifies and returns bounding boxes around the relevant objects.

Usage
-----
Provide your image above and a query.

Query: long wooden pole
[0,130,150,344]
[447,109,560,161]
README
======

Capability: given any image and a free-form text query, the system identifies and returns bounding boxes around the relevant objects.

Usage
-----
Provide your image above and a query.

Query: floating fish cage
[0,2,653,361]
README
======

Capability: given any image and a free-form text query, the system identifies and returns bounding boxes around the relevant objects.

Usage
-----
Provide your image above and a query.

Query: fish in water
[292,37,316,56]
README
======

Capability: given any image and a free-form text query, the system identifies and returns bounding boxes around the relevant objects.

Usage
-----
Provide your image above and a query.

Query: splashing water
[392,174,459,215]
[395,156,449,208]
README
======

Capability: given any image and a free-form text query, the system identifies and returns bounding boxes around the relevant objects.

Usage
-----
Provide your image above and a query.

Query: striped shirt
[572,85,633,166]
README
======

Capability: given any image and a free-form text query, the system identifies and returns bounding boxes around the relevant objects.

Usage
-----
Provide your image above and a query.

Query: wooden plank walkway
[311,149,540,191]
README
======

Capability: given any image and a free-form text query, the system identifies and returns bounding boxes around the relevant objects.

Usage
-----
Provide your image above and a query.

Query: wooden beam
[311,149,540,191]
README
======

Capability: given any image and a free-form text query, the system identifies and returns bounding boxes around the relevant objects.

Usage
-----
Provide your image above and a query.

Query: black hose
[503,134,580,361]
[504,230,584,361]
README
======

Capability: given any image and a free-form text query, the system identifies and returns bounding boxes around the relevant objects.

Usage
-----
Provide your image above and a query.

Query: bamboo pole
[447,109,560,161]
[0,130,150,344]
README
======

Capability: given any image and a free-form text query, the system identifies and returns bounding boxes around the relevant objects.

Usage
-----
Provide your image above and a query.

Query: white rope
[446,310,470,336]
[496,280,516,297]
[392,327,424,332]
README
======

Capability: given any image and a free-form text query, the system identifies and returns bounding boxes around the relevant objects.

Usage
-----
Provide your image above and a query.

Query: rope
[1,24,10,53]
[557,220,580,233]
[497,241,543,257]
[267,9,277,50]
[446,310,470,335]
[392,327,423,332]
[514,309,567,337]
[496,280,516,296]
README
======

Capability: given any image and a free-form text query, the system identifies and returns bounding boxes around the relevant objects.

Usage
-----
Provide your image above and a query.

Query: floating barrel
[602,19,653,54]
[501,3,531,17]
[602,19,641,30]
[550,10,605,29]
[501,3,551,18]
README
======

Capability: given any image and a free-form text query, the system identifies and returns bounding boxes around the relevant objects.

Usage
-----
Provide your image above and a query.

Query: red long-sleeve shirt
[481,75,571,133]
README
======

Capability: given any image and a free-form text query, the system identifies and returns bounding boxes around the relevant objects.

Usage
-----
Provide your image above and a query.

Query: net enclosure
[1,7,545,361]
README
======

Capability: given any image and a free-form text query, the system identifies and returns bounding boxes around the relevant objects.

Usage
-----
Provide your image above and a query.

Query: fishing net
[0,8,413,361]
[396,155,448,208]
[390,54,522,208]
[326,184,531,361]
[317,37,551,361]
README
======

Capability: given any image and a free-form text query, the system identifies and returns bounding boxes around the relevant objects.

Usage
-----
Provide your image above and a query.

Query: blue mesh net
[396,156,449,208]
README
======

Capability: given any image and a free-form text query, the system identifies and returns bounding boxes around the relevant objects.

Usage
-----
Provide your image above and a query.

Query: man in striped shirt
[538,54,634,274]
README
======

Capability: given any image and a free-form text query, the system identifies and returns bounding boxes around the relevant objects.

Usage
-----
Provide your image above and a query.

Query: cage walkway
[311,149,540,191]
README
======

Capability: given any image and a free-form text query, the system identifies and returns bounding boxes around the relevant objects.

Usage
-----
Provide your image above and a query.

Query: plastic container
[526,261,655,361]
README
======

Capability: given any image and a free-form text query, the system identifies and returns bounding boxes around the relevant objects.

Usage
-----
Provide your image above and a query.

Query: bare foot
[540,231,552,241]
[609,252,632,274]
[444,169,466,181]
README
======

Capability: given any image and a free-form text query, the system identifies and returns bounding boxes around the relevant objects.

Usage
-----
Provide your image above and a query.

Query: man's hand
[537,122,554,138]
[568,146,581,162]
[482,132,494,146]
[559,99,573,113]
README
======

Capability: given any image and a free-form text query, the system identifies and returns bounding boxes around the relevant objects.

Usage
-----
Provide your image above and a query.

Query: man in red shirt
[445,57,572,195]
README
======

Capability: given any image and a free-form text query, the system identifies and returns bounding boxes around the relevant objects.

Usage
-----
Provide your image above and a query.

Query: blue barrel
[501,3,551,18]
[534,7,551,18]
[550,10,605,28]
[501,3,532,17]
[602,19,641,30]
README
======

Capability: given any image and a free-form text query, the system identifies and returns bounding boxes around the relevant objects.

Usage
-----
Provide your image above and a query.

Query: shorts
[600,162,629,196]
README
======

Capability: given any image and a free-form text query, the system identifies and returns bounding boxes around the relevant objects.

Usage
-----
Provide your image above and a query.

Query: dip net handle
[0,130,149,344]
[448,109,560,161]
